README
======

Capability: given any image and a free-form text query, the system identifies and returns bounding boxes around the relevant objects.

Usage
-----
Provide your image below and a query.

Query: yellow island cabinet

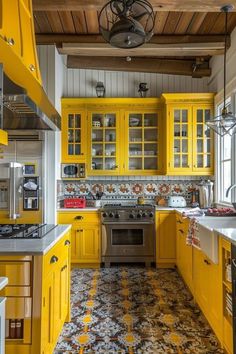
[0,226,71,354]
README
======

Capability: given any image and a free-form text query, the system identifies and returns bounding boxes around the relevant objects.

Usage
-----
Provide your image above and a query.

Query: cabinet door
[88,111,120,175]
[0,0,22,57]
[72,224,100,263]
[61,110,87,162]
[41,271,54,354]
[168,106,192,173]
[124,111,161,175]
[19,0,41,82]
[192,106,214,175]
[156,212,176,265]
[193,248,209,313]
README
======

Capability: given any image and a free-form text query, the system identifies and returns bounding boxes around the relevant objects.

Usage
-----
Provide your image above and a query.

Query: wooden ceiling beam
[36,33,229,46]
[33,0,236,12]
[67,56,211,77]
[58,41,225,57]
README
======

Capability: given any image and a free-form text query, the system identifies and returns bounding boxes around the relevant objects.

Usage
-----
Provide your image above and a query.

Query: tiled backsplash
[57,176,213,206]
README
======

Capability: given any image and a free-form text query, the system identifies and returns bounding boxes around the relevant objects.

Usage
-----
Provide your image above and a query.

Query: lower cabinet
[176,215,193,293]
[58,211,101,265]
[72,225,100,264]
[193,247,222,342]
[156,211,176,267]
[40,233,71,354]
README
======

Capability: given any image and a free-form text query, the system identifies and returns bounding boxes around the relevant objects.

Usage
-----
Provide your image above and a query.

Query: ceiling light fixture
[98,0,154,49]
[206,4,236,137]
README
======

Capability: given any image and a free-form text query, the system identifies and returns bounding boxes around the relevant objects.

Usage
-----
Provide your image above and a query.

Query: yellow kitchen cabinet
[61,104,87,163]
[176,215,193,293]
[220,237,233,354]
[124,109,163,175]
[0,0,22,57]
[0,129,8,145]
[61,98,163,176]
[162,93,214,175]
[0,0,41,83]
[87,109,120,175]
[193,247,222,342]
[0,231,71,354]
[156,211,176,268]
[58,211,100,265]
[72,225,100,264]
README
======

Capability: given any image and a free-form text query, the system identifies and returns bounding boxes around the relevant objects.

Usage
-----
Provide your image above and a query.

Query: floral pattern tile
[54,268,223,354]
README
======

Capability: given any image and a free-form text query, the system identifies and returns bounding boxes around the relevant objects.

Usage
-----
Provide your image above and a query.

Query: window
[217,98,232,204]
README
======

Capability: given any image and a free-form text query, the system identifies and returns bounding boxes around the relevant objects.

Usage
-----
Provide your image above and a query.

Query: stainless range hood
[1,67,61,131]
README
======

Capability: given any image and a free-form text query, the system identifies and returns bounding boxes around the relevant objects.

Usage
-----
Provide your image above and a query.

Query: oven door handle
[102,222,154,225]
[101,224,108,256]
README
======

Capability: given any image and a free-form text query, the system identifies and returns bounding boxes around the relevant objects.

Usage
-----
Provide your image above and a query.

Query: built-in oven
[101,204,155,267]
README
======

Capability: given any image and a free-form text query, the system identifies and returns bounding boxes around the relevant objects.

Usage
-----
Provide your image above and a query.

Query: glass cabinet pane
[144,129,157,142]
[129,158,142,170]
[68,114,74,128]
[75,114,81,128]
[144,113,157,126]
[174,110,181,122]
[129,114,142,127]
[194,108,213,171]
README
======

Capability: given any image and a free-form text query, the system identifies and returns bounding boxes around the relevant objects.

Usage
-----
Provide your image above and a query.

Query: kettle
[197,180,214,208]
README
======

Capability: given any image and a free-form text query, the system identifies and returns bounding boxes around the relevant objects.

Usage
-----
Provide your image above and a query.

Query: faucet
[226,184,236,208]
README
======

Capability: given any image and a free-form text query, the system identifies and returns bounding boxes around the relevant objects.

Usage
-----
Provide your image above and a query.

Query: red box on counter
[64,198,86,208]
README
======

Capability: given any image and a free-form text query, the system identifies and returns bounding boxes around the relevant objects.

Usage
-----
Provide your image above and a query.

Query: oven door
[102,223,155,257]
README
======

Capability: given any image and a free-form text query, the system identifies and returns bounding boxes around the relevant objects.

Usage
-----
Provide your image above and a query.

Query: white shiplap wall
[63,66,210,97]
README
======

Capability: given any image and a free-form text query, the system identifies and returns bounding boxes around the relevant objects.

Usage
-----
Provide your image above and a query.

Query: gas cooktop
[0,224,56,239]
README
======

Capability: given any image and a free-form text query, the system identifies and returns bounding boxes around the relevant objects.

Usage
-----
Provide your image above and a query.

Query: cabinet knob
[64,240,71,246]
[29,64,36,72]
[177,220,183,224]
[114,165,118,169]
[204,259,211,265]
[6,37,15,46]
[50,255,59,263]
[179,229,184,234]
[81,153,84,155]
[75,215,84,220]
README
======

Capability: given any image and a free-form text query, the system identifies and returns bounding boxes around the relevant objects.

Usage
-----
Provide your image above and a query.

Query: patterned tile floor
[55,267,223,354]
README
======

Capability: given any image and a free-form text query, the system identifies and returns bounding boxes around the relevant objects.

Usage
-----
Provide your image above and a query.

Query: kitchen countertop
[0,277,8,290]
[0,225,71,255]
[214,228,236,246]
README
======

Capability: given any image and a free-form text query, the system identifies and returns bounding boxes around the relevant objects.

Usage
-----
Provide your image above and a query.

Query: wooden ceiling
[33,0,236,77]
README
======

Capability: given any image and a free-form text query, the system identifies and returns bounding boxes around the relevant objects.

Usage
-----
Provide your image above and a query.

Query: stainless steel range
[101,204,155,267]
[0,224,56,239]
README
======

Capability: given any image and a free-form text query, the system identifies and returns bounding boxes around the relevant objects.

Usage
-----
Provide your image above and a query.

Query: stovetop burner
[0,224,56,239]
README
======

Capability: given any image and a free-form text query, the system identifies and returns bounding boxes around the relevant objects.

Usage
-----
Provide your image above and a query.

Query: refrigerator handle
[9,162,22,220]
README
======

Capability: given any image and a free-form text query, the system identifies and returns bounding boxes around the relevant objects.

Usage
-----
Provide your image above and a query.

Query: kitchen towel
[186,217,201,248]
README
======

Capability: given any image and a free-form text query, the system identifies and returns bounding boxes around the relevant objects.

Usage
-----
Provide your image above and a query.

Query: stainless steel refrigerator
[0,139,43,223]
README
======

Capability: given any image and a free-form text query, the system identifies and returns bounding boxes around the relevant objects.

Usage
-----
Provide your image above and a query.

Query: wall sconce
[95,82,105,98]
[138,82,149,98]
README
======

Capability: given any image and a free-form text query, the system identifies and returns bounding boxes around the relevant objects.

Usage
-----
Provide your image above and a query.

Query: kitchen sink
[197,217,236,264]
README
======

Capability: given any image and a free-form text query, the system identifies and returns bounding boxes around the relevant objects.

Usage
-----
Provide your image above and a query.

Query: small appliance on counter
[64,197,86,208]
[168,196,187,208]
[61,163,86,179]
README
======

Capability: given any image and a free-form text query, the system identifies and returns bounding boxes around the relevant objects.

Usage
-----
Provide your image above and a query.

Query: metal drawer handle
[6,37,15,46]
[77,229,83,232]
[61,265,67,272]
[177,220,183,224]
[179,229,184,234]
[50,255,59,264]
[65,240,71,246]
[204,259,210,265]
[29,64,36,72]
[75,215,84,220]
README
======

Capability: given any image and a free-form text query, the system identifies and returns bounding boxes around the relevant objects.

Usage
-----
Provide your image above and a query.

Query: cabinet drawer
[0,262,31,286]
[6,297,31,318]
[58,212,99,224]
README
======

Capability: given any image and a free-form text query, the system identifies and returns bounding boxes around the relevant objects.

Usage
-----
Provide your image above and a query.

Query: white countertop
[215,228,236,246]
[0,277,8,291]
[0,225,71,255]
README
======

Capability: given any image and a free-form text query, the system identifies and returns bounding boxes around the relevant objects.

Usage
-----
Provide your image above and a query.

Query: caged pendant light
[206,5,236,137]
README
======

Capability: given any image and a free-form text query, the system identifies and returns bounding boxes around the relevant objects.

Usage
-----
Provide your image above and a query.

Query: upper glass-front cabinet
[125,111,161,174]
[61,110,86,162]
[88,111,120,175]
[192,107,214,173]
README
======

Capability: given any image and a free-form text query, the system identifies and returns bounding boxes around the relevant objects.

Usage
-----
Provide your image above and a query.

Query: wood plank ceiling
[33,1,236,77]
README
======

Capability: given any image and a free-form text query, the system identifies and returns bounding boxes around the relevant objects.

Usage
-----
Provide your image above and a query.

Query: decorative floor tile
[54,267,223,354]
